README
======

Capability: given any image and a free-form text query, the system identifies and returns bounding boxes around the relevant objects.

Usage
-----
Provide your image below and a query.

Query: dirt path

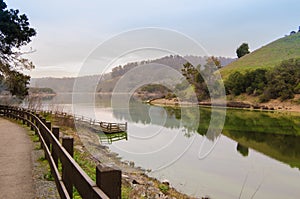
[0,118,35,199]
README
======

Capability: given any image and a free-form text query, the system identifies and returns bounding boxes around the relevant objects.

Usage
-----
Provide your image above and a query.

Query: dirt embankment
[149,97,300,112]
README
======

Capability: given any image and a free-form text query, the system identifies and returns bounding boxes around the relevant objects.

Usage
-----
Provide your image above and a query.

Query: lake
[25,93,300,199]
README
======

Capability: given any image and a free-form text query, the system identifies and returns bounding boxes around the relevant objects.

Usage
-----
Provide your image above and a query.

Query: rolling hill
[31,55,235,93]
[221,32,300,79]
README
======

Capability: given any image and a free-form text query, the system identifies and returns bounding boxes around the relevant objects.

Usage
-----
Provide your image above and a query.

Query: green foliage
[0,0,36,99]
[44,171,54,181]
[294,82,300,94]
[262,58,300,101]
[73,187,82,199]
[225,69,267,96]
[158,184,169,194]
[121,186,132,199]
[236,43,250,58]
[244,69,267,95]
[225,71,246,95]
[178,57,224,101]
[181,62,209,101]
[225,58,300,102]
[31,134,40,142]
[4,70,30,99]
[73,150,96,181]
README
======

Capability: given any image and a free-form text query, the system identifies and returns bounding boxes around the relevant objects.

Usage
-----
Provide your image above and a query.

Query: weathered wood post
[25,111,30,127]
[39,118,46,138]
[22,110,26,125]
[30,111,34,131]
[41,118,46,126]
[45,121,52,150]
[62,136,74,198]
[35,113,40,134]
[52,127,60,167]
[40,118,47,147]
[96,165,121,199]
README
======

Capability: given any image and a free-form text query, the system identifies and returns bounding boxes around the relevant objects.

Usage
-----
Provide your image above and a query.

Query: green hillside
[221,32,300,79]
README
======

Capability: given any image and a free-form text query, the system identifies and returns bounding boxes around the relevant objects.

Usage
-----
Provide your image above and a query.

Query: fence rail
[0,105,121,199]
[32,110,127,133]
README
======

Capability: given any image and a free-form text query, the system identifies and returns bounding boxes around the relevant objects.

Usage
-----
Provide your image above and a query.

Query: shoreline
[48,112,197,199]
[148,97,300,113]
[76,121,197,199]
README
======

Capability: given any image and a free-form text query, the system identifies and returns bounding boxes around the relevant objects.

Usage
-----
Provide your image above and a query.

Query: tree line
[225,58,300,102]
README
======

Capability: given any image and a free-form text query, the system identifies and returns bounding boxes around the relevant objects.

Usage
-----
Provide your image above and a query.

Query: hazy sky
[7,0,300,77]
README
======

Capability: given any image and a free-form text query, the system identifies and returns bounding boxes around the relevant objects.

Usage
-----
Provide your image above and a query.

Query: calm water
[26,93,300,199]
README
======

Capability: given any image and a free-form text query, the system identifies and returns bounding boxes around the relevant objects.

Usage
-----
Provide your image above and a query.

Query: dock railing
[99,122,127,133]
[0,105,121,199]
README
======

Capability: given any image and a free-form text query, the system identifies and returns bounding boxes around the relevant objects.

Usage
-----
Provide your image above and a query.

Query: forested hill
[221,32,300,79]
[31,55,235,93]
[107,55,234,79]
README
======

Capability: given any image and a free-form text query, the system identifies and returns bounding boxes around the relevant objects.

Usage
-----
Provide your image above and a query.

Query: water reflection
[98,131,128,144]
[114,101,300,136]
[225,130,300,170]
[26,93,300,171]
[30,94,300,198]
[111,100,300,169]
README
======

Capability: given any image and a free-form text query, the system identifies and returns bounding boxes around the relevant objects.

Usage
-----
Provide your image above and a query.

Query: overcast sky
[7,0,300,77]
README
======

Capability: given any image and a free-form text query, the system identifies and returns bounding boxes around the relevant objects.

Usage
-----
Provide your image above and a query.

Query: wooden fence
[0,105,121,199]
[32,110,127,134]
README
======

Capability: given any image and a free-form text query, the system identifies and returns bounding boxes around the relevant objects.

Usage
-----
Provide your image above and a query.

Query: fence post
[30,112,34,131]
[62,136,74,157]
[96,165,121,199]
[35,114,40,133]
[41,118,46,126]
[62,136,74,198]
[25,111,28,126]
[22,111,26,125]
[46,121,51,131]
[33,114,39,135]
[52,127,59,167]
[45,121,52,150]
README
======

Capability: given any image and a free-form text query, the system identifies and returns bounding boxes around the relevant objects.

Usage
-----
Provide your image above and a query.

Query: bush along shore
[40,111,201,199]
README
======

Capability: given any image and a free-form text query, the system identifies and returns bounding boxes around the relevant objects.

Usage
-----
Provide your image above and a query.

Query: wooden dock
[71,114,127,134]
[99,122,127,134]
